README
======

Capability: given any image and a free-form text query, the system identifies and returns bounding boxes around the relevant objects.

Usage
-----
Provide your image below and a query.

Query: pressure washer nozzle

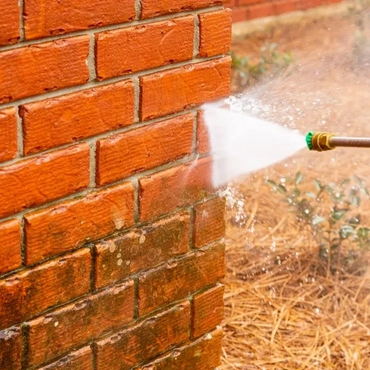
[306,132,370,151]
[306,132,336,152]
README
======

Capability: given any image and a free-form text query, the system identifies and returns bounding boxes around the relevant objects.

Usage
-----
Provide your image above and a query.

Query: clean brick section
[95,212,190,288]
[138,242,225,315]
[192,285,224,338]
[0,219,21,275]
[97,113,194,186]
[198,9,232,57]
[194,197,226,248]
[0,36,90,104]
[0,326,22,370]
[141,0,225,18]
[0,144,90,218]
[139,157,213,221]
[139,329,223,370]
[0,249,91,330]
[96,17,195,80]
[0,0,20,46]
[27,281,134,367]
[24,0,136,40]
[21,81,135,155]
[24,183,135,265]
[96,302,191,370]
[0,108,18,162]
[140,57,231,121]
[39,347,92,370]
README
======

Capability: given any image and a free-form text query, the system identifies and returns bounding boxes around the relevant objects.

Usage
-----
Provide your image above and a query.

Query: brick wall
[226,0,342,22]
[0,1,231,369]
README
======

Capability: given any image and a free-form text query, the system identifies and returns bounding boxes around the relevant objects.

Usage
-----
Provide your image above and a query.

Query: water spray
[306,131,370,151]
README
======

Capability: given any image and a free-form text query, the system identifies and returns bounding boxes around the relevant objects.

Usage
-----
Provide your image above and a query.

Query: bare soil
[222,9,370,370]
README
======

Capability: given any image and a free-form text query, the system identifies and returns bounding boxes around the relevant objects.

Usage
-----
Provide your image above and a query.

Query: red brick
[28,281,134,367]
[198,10,232,58]
[141,0,224,18]
[139,157,213,221]
[0,219,21,275]
[232,7,248,22]
[301,0,324,9]
[0,0,20,46]
[139,329,223,370]
[97,114,194,186]
[21,81,135,155]
[192,285,224,338]
[274,0,300,14]
[25,183,135,265]
[0,108,17,163]
[247,2,275,19]
[95,212,190,289]
[96,302,190,370]
[39,347,92,370]
[96,17,194,80]
[0,326,22,370]
[197,111,210,154]
[138,242,225,315]
[0,144,89,218]
[238,0,264,4]
[0,249,91,330]
[24,0,136,40]
[140,57,231,121]
[0,36,89,104]
[194,197,225,248]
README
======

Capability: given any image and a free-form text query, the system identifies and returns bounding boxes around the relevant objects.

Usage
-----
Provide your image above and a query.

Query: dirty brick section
[0,0,231,369]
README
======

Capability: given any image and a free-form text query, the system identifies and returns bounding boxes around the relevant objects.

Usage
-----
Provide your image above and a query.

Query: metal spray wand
[306,132,370,151]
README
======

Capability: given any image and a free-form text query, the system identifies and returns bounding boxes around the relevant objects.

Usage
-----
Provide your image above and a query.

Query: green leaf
[312,216,325,226]
[357,227,370,238]
[266,179,278,187]
[340,225,355,238]
[331,211,346,221]
[331,244,340,250]
[277,184,287,194]
[306,192,316,198]
[292,188,301,198]
[341,179,350,187]
[350,195,361,207]
[347,216,361,225]
[314,180,322,191]
[295,172,304,185]
[353,175,363,185]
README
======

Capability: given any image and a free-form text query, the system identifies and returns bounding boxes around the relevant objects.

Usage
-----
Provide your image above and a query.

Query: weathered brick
[231,7,248,22]
[194,197,225,248]
[96,17,194,80]
[0,219,21,275]
[0,0,20,46]
[0,143,89,219]
[141,0,224,19]
[0,108,18,162]
[21,81,135,155]
[274,0,300,14]
[140,57,231,121]
[139,329,223,370]
[0,326,22,370]
[247,2,274,19]
[238,0,264,5]
[97,113,194,186]
[198,9,232,58]
[192,285,224,338]
[139,157,213,221]
[196,111,210,154]
[96,302,190,370]
[95,212,190,288]
[28,281,134,367]
[0,36,89,104]
[138,242,225,315]
[0,249,91,330]
[39,347,93,370]
[24,0,136,40]
[301,0,324,9]
[25,183,135,265]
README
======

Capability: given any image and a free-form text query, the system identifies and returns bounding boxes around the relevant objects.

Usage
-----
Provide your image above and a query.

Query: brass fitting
[310,132,336,152]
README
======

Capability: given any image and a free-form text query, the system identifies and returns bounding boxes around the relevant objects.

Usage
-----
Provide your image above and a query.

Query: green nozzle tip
[306,131,315,150]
